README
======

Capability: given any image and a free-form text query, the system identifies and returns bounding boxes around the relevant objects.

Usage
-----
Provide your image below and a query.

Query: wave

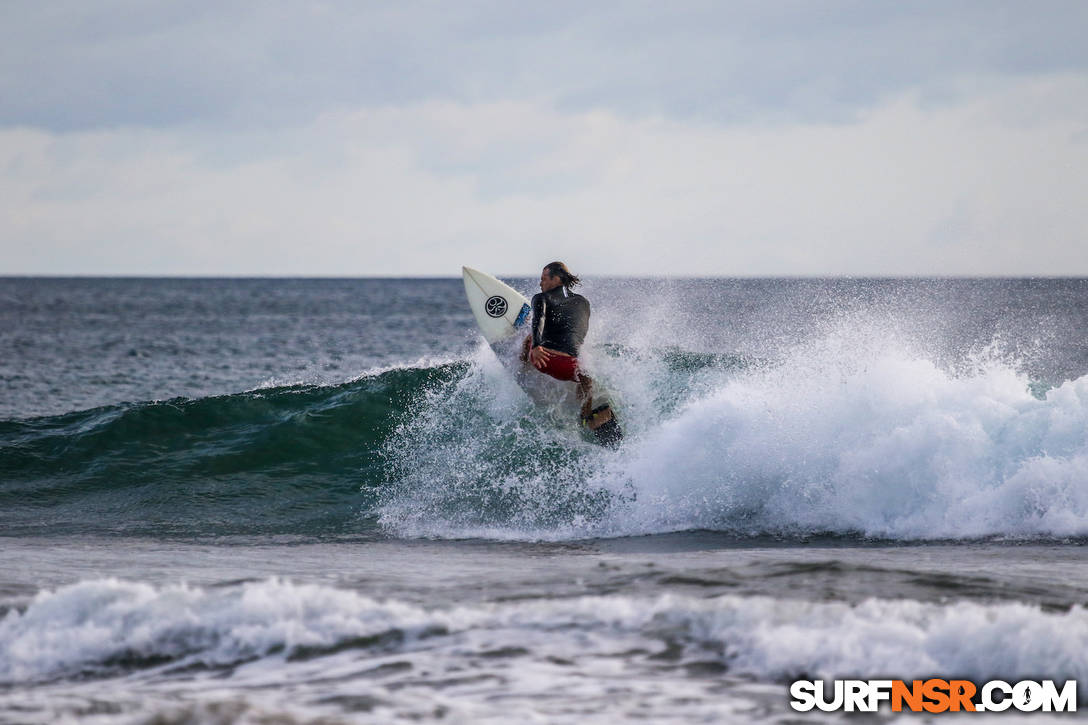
[0,362,467,537]
[584,337,1088,541]
[376,333,1088,542]
[4,330,1088,541]
[3,578,1087,692]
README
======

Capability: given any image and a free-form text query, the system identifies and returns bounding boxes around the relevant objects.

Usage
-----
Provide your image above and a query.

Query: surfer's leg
[577,372,594,418]
[576,371,617,433]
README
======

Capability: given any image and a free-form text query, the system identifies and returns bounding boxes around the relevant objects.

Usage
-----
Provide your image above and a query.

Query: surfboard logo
[484,295,508,318]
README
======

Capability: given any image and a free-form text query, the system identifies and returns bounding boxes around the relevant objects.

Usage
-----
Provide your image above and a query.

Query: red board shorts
[537,353,580,382]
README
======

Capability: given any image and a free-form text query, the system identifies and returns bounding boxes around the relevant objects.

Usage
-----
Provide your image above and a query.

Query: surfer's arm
[522,334,553,363]
[527,293,555,368]
[530,293,546,349]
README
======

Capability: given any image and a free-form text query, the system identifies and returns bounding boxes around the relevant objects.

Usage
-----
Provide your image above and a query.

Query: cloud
[3,2,1086,275]
[3,74,1086,276]
[3,1,1087,130]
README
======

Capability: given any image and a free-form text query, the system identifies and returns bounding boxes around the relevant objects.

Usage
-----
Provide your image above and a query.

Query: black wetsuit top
[531,286,590,357]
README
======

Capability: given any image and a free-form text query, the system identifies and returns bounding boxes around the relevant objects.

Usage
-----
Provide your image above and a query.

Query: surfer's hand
[529,346,553,368]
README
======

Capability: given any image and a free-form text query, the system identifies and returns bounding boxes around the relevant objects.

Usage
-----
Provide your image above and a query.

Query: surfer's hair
[544,261,580,288]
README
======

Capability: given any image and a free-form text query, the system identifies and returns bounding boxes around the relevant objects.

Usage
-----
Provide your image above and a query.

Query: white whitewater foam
[380,327,1088,541]
[0,578,438,683]
[3,579,1087,692]
[590,333,1088,539]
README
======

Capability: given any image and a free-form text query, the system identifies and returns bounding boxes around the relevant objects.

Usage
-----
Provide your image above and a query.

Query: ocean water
[2,276,1088,723]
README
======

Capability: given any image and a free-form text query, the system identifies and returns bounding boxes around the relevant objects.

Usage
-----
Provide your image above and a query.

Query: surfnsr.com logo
[790,679,1078,713]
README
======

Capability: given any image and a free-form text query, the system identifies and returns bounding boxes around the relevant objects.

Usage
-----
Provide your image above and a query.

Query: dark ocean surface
[2,277,1087,723]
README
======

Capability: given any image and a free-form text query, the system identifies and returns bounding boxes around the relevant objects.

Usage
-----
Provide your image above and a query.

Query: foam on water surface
[3,578,1088,695]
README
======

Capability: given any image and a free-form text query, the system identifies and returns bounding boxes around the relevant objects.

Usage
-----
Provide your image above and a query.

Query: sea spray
[588,328,1088,540]
[378,324,1088,541]
[376,343,628,538]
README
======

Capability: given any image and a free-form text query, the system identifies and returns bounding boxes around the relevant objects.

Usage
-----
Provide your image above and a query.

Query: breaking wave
[3,327,1088,542]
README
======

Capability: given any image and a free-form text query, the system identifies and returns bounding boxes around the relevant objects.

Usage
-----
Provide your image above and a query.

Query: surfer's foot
[581,403,614,430]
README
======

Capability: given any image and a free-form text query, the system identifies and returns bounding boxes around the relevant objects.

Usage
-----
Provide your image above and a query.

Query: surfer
[521,262,616,435]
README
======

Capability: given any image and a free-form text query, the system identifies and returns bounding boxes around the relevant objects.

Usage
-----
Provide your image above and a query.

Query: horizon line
[3,273,1088,281]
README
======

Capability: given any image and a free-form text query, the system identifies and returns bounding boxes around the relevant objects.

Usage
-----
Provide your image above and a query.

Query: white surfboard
[462,266,533,344]
[462,266,623,446]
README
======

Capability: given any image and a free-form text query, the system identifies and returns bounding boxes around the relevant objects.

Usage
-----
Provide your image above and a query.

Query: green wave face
[0,364,469,538]
[0,343,664,540]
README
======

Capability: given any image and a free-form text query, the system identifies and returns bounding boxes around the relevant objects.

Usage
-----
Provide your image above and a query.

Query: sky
[1,1,1087,276]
